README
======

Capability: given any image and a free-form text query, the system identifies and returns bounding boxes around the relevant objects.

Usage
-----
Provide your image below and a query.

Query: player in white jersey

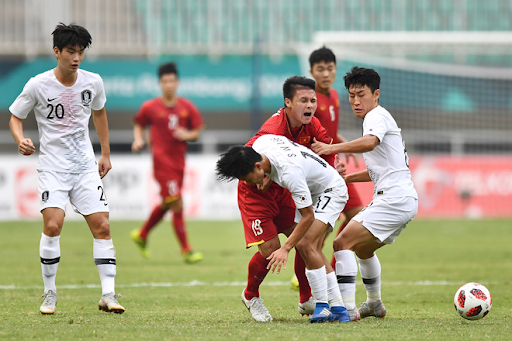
[216,134,351,323]
[312,66,418,320]
[8,23,124,315]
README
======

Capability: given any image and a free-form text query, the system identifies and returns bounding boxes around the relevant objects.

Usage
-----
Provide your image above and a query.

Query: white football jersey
[9,69,106,173]
[362,105,418,199]
[252,134,347,209]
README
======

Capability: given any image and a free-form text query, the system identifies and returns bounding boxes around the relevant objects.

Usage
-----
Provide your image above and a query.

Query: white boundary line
[0,280,498,290]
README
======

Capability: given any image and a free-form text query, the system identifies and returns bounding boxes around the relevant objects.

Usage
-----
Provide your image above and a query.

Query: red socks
[140,206,167,239]
[172,212,190,253]
[245,252,270,300]
[295,252,312,303]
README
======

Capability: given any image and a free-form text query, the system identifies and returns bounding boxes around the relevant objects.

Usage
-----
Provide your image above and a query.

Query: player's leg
[330,183,363,268]
[297,220,343,323]
[168,197,203,263]
[85,212,124,314]
[238,182,282,322]
[38,171,71,314]
[39,207,65,314]
[72,172,124,314]
[130,174,172,258]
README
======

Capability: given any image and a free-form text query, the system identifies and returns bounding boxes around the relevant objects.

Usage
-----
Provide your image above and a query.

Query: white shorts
[38,170,109,216]
[353,195,418,244]
[295,187,348,233]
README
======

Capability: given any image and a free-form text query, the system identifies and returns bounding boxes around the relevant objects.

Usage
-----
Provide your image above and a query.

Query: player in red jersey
[304,47,365,315]
[239,75,337,322]
[130,62,205,264]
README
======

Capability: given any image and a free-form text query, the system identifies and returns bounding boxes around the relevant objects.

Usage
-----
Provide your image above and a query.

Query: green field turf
[0,218,511,340]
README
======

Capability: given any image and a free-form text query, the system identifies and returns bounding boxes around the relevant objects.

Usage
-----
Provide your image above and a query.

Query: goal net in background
[301,31,512,218]
[305,31,512,155]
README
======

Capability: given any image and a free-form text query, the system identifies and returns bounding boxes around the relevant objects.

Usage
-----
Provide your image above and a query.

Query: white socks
[40,233,60,294]
[93,238,117,295]
[326,271,344,307]
[334,250,357,310]
[305,266,328,304]
[357,254,382,302]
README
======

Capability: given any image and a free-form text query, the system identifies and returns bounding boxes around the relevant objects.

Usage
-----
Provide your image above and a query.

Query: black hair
[216,145,262,182]
[309,46,336,68]
[343,66,380,93]
[158,62,179,79]
[282,75,316,105]
[52,23,92,51]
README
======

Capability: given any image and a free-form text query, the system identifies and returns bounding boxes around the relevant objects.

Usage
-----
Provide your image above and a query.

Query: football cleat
[40,290,57,315]
[98,292,125,314]
[330,305,350,322]
[348,307,361,321]
[309,302,332,323]
[241,289,273,322]
[130,229,149,259]
[183,251,204,264]
[298,296,315,316]
[358,300,387,318]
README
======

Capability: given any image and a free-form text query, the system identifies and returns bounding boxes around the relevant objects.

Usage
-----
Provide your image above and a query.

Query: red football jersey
[133,97,204,172]
[315,88,340,142]
[246,107,335,166]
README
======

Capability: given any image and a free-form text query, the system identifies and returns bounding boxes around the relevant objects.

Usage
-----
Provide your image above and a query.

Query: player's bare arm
[132,123,146,152]
[266,205,315,274]
[9,115,35,156]
[92,107,112,178]
[312,135,379,155]
[344,169,371,183]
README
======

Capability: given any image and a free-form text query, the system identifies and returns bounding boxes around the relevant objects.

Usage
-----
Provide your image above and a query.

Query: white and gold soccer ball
[454,282,492,320]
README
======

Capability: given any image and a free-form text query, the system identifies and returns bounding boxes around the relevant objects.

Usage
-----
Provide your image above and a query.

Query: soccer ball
[454,282,492,320]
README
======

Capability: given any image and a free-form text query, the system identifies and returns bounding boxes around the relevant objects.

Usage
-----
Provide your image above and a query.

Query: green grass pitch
[0,218,511,340]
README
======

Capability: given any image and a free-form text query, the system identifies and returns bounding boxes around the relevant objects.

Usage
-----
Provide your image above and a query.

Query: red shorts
[154,169,184,203]
[344,182,364,211]
[238,181,296,248]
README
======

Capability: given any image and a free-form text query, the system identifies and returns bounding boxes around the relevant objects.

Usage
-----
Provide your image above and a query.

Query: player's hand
[18,138,35,156]
[334,154,346,177]
[266,248,288,274]
[131,139,145,152]
[311,137,332,156]
[256,175,272,192]
[173,127,190,141]
[98,155,112,179]
[345,153,360,168]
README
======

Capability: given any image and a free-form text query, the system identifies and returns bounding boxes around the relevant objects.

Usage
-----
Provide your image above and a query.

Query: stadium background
[0,0,511,220]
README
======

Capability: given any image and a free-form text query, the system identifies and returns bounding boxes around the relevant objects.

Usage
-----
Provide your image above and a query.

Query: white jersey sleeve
[9,77,38,119]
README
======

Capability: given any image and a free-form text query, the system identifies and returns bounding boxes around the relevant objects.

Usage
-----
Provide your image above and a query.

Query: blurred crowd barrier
[1,154,511,220]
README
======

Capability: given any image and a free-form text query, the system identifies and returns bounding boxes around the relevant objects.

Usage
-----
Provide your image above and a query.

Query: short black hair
[343,66,380,93]
[158,62,179,79]
[216,145,262,182]
[309,46,336,68]
[282,75,316,104]
[52,23,92,51]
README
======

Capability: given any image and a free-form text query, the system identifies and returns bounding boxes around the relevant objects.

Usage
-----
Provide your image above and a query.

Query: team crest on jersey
[81,90,92,106]
[299,136,311,145]
[180,110,188,118]
[42,190,49,203]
